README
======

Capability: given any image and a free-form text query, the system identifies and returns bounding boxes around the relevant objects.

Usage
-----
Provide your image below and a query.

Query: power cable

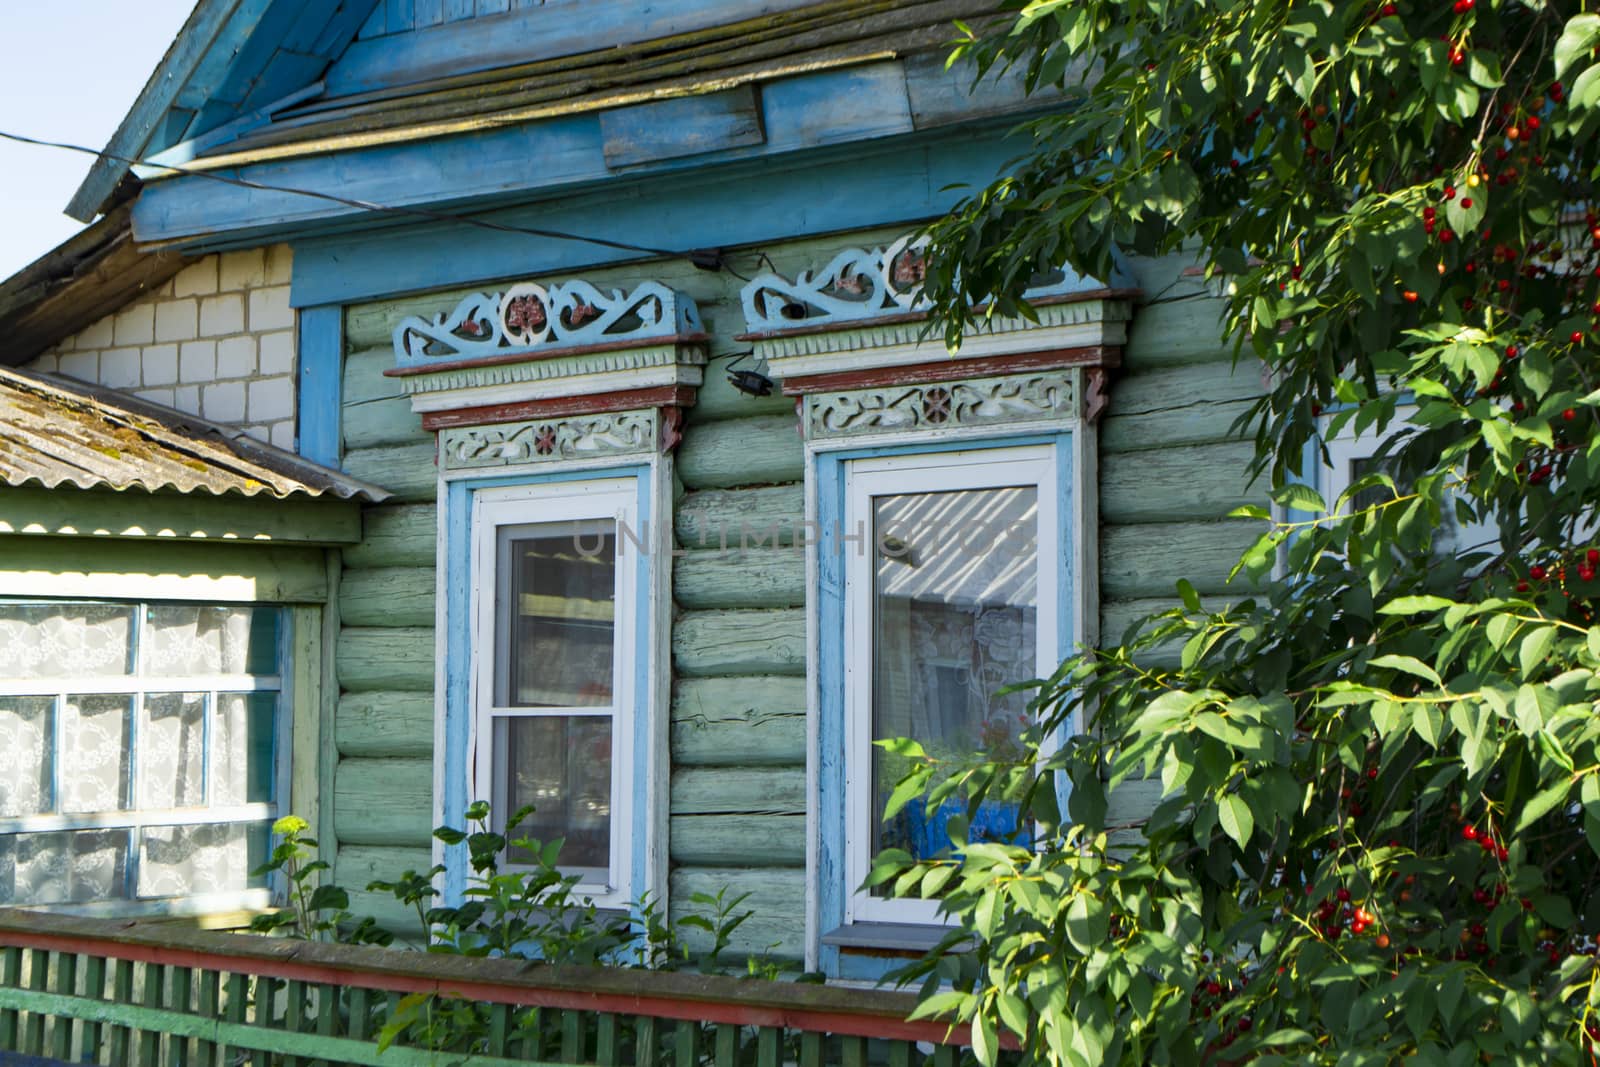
[0,128,728,267]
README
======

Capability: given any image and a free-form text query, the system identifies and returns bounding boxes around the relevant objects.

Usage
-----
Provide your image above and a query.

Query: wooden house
[0,0,1271,982]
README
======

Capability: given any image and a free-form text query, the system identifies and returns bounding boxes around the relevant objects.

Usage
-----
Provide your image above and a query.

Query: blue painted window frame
[812,431,1078,981]
[439,464,658,910]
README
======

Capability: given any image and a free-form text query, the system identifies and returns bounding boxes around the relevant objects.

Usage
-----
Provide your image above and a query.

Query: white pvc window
[471,479,638,906]
[1320,408,1498,558]
[0,601,283,912]
[841,446,1059,925]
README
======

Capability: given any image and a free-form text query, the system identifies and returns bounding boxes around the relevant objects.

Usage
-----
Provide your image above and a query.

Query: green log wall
[329,231,1265,957]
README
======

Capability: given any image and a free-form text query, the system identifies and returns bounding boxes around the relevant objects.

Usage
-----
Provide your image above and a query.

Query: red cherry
[1587,549,1598,566]
[1497,846,1509,861]
[1563,408,1577,421]
[1530,565,1547,580]
[1572,331,1586,344]
[1336,887,1352,902]
[1505,345,1519,358]
[1403,290,1419,303]
[1444,185,1457,199]
[1463,826,1479,841]
[1461,198,1473,209]
[1516,581,1530,592]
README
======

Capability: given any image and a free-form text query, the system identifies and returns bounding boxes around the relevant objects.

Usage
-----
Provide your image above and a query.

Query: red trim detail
[384,333,709,378]
[420,386,698,431]
[779,346,1120,396]
[0,928,989,1047]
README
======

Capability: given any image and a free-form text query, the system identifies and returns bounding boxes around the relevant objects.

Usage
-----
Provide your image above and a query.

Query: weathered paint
[0,487,361,545]
[0,537,329,603]
[297,304,344,467]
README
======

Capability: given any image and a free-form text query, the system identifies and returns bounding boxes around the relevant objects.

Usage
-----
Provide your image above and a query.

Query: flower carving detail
[505,295,547,334]
[922,387,952,423]
[533,426,558,455]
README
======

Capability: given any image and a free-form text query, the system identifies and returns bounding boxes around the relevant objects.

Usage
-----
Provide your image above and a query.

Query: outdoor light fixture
[725,352,774,397]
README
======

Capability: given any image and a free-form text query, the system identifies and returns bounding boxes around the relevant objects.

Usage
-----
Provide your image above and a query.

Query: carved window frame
[388,275,703,915]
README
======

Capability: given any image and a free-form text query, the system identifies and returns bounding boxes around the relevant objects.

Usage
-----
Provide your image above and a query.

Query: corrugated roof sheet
[187,0,1001,167]
[0,366,391,503]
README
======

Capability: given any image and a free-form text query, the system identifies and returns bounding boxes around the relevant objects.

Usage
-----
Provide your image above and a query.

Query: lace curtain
[0,601,278,907]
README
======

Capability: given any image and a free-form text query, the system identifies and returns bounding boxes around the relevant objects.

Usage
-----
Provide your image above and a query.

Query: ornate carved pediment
[393,280,703,367]
[736,234,1135,428]
[385,275,706,452]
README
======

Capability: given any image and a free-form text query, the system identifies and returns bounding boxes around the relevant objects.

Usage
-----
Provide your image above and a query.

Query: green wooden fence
[0,909,991,1067]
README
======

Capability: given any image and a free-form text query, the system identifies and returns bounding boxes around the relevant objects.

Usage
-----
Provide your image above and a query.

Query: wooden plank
[343,347,404,406]
[342,442,438,502]
[289,606,324,849]
[1122,296,1230,369]
[670,767,805,816]
[195,969,220,1067]
[714,1022,738,1067]
[298,304,345,468]
[668,867,806,961]
[672,609,805,677]
[81,955,106,1061]
[19,949,46,1055]
[66,0,266,221]
[1100,440,1261,524]
[336,690,436,758]
[344,395,427,451]
[0,538,329,603]
[335,845,433,935]
[1099,358,1265,454]
[691,355,797,423]
[760,62,912,155]
[217,129,1022,307]
[1100,520,1263,599]
[343,504,438,568]
[339,566,436,626]
[903,49,1042,130]
[336,627,436,691]
[324,0,826,96]
[1101,397,1259,455]
[108,959,135,1064]
[670,814,805,868]
[601,86,765,169]
[677,415,802,491]
[169,964,193,1066]
[0,947,16,1048]
[674,548,805,610]
[671,675,806,766]
[138,961,164,1065]
[334,758,435,846]
[677,485,804,549]
[48,950,75,1061]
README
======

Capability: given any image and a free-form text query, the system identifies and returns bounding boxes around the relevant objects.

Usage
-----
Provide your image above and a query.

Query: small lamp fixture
[725,352,774,397]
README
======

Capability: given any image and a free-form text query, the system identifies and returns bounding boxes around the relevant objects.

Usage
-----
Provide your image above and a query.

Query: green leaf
[1273,482,1327,513]
[1516,780,1570,833]
[1519,626,1558,678]
[1555,14,1600,78]
[1413,702,1444,747]
[1368,654,1441,687]
[1218,794,1254,847]
[973,1006,999,1067]
[1176,577,1202,611]
[1065,892,1109,954]
[1378,596,1457,615]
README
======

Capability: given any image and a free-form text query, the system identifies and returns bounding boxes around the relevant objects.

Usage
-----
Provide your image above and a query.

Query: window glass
[496,716,613,877]
[0,697,54,817]
[0,604,134,678]
[60,695,132,814]
[870,486,1039,877]
[495,521,616,708]
[0,600,282,909]
[0,830,128,906]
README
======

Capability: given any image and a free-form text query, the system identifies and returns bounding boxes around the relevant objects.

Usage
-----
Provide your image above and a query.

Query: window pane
[137,822,266,899]
[495,716,612,877]
[871,486,1039,869]
[140,693,207,809]
[0,697,54,817]
[144,606,279,676]
[0,830,128,905]
[0,604,134,679]
[214,693,276,806]
[495,522,616,707]
[61,695,132,814]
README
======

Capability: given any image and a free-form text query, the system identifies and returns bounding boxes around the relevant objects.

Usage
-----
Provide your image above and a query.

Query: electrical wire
[0,128,718,264]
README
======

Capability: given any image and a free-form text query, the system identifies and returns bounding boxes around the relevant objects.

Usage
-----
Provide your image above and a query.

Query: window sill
[822,922,973,958]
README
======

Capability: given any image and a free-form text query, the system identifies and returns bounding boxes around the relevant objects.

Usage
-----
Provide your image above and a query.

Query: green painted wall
[328,230,1265,957]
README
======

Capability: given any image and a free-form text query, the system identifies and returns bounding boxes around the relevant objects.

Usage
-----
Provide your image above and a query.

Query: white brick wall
[26,245,297,449]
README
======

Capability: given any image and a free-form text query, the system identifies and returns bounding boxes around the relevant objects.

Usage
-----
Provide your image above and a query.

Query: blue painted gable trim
[813,431,1076,981]
[440,464,655,909]
[296,304,342,465]
[286,129,1026,307]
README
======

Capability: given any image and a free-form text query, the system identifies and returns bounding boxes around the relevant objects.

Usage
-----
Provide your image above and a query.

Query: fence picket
[714,1022,738,1067]
[634,1014,659,1067]
[595,1012,619,1066]
[138,961,166,1065]
[81,955,107,1062]
[107,958,135,1063]
[562,1008,583,1062]
[48,950,75,1062]
[673,1019,698,1067]
[0,947,18,1049]
[195,969,220,1067]
[19,949,47,1055]
[755,1026,779,1067]
[169,963,193,1067]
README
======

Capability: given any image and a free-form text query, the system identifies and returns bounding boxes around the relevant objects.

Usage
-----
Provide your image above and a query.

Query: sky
[0,3,196,280]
